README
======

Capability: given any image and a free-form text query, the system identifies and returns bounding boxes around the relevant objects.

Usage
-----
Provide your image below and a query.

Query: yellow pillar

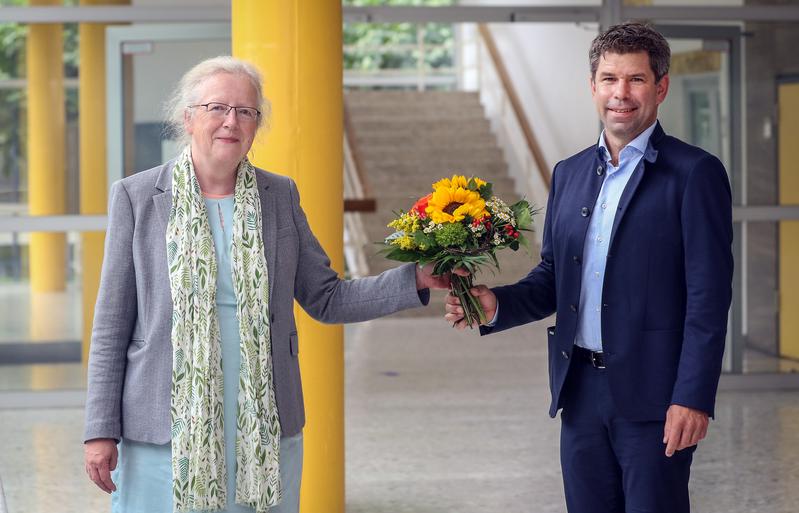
[232,2,344,512]
[26,0,66,293]
[78,0,128,363]
[779,82,799,360]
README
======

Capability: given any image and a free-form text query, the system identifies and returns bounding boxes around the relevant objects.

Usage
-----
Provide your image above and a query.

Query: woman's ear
[184,109,193,135]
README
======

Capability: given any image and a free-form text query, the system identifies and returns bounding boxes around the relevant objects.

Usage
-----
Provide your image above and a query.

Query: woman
[83,56,446,513]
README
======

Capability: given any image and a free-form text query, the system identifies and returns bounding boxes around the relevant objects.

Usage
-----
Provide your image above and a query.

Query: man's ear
[656,74,670,104]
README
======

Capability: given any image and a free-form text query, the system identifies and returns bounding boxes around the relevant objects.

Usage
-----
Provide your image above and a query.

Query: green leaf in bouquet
[516,233,532,251]
[381,246,422,263]
[413,230,437,251]
[511,200,534,230]
[488,250,500,271]
[479,183,493,201]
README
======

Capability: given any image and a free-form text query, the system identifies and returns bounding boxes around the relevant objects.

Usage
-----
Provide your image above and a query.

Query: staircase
[345,90,542,317]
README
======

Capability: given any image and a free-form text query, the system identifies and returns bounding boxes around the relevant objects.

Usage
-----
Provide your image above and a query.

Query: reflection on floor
[1,318,798,513]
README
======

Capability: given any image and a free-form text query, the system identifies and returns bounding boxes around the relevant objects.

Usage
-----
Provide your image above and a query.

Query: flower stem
[451,274,488,328]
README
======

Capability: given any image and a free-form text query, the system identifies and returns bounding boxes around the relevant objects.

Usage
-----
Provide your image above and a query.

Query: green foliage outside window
[343,0,455,72]
[0,0,78,188]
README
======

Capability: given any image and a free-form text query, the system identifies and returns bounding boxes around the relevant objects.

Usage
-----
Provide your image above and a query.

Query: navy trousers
[559,354,696,513]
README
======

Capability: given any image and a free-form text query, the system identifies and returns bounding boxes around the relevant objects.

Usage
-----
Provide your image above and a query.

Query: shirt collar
[597,120,659,164]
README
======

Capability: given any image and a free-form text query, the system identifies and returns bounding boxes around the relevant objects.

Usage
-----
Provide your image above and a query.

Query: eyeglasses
[189,102,261,122]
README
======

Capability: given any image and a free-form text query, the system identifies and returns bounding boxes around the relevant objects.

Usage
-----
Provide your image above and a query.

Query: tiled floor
[1,317,799,513]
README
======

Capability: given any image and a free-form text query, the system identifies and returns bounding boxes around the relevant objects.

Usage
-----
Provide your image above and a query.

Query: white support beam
[0,215,107,233]
[1,5,799,24]
[344,6,602,23]
[0,6,229,23]
[732,206,799,222]
[625,5,799,23]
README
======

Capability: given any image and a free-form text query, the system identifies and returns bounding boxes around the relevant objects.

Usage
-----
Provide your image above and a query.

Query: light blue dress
[111,195,302,513]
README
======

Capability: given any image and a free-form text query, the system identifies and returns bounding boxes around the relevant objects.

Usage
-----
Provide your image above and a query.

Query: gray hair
[589,22,671,82]
[163,56,271,145]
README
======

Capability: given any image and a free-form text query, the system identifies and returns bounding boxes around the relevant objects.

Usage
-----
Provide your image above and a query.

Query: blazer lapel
[153,160,174,234]
[257,171,277,300]
[607,123,663,250]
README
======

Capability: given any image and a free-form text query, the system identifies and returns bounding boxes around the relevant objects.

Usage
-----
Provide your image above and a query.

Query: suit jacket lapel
[607,123,663,250]
[257,170,277,301]
[153,160,174,235]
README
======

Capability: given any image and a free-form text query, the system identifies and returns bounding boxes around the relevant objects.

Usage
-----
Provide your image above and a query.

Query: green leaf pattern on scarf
[167,147,281,513]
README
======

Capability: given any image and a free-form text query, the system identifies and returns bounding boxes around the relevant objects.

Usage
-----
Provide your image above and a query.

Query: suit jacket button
[581,207,590,217]
[597,165,605,176]
[561,350,570,359]
[573,255,581,264]
[570,304,577,312]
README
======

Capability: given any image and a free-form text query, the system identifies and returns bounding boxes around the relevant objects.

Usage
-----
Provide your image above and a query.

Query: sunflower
[432,174,486,191]
[425,175,489,224]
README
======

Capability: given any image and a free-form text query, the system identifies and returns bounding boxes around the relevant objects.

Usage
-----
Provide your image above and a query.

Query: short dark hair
[589,21,671,82]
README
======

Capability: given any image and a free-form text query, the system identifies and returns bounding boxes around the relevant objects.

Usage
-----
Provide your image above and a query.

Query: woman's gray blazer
[84,160,428,444]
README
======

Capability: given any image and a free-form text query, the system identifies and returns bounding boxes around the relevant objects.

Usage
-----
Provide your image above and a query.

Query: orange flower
[410,193,432,219]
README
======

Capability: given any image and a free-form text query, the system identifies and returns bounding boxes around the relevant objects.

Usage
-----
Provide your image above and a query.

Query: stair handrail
[477,24,551,191]
[342,103,372,278]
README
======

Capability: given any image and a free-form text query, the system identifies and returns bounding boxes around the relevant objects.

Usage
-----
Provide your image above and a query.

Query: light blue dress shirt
[573,121,658,352]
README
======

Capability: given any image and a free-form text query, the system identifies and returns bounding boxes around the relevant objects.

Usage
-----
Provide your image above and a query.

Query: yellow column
[779,82,799,361]
[78,0,128,363]
[26,0,66,293]
[232,2,344,512]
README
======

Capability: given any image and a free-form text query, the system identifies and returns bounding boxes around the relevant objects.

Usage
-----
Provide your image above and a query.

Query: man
[445,22,733,513]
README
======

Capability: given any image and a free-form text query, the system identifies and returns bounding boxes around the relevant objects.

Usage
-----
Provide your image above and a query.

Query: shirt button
[595,307,601,312]
[597,236,603,243]
[594,272,600,278]
[601,203,607,209]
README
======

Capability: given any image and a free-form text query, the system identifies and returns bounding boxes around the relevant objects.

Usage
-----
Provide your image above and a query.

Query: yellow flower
[391,234,416,250]
[425,176,489,224]
[431,174,487,191]
[387,212,422,234]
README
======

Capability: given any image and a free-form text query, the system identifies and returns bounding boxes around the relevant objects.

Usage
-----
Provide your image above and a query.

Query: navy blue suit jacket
[481,122,733,421]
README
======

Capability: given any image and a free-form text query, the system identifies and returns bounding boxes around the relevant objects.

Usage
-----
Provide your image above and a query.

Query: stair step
[346,90,481,106]
[353,118,493,134]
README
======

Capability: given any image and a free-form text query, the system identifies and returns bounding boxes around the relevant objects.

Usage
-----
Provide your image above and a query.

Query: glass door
[105,23,231,184]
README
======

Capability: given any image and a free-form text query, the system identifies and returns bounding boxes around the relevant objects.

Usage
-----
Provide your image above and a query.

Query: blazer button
[573,255,581,265]
[597,165,605,176]
[580,207,590,217]
[570,304,577,312]
[561,350,570,360]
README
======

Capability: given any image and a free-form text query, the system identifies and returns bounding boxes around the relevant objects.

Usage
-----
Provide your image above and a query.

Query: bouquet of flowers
[382,174,535,327]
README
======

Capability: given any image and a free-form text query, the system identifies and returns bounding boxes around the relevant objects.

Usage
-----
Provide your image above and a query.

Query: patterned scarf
[166,147,282,512]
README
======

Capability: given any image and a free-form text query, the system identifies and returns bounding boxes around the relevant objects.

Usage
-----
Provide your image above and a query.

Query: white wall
[462,0,741,167]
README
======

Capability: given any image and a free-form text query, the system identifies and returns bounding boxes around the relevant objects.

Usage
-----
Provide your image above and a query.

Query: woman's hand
[414,263,448,290]
[84,438,118,494]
